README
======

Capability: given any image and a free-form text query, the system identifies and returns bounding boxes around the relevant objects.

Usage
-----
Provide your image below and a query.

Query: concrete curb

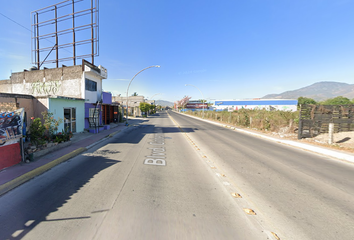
[0,125,131,196]
[174,111,354,164]
[85,128,127,149]
[0,147,86,196]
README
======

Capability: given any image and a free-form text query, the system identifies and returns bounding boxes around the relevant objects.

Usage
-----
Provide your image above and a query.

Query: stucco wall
[102,92,112,104]
[0,79,12,92]
[0,143,21,170]
[49,98,85,133]
[0,94,46,126]
[1,66,83,99]
[32,98,50,120]
[84,71,103,103]
[85,103,103,129]
[112,95,145,107]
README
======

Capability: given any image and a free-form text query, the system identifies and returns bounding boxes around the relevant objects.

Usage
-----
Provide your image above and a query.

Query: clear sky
[1,0,354,103]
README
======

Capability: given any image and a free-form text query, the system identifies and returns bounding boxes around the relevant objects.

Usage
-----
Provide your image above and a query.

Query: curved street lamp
[185,84,205,119]
[149,93,162,101]
[126,65,160,124]
[148,93,162,107]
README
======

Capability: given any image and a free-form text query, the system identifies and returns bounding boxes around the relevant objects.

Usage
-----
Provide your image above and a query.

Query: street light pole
[126,65,160,124]
[149,93,162,101]
[185,84,205,119]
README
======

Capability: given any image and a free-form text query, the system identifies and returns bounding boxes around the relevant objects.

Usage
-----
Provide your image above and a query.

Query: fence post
[329,123,334,144]
[298,105,303,139]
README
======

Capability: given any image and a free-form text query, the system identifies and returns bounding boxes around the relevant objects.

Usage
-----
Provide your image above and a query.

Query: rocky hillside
[262,81,354,101]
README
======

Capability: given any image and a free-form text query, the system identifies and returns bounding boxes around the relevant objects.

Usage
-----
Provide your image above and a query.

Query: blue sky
[1,0,354,103]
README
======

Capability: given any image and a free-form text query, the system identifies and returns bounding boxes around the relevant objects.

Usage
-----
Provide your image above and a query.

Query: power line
[0,11,73,58]
[0,12,32,33]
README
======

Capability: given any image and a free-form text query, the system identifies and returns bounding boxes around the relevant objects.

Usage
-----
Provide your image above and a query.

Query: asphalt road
[169,111,354,240]
[0,111,272,240]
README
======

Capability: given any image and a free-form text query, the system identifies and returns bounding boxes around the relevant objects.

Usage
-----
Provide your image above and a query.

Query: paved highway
[169,110,354,240]
[0,111,270,240]
[0,110,353,240]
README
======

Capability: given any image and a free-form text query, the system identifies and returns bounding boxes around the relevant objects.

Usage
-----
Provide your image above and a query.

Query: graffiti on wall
[0,108,24,147]
[31,80,62,95]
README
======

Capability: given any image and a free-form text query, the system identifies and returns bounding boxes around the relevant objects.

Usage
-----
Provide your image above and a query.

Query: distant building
[179,100,208,112]
[213,99,298,112]
[145,100,156,105]
[112,94,146,117]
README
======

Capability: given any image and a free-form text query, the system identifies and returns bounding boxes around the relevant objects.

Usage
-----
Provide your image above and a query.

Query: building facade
[213,99,298,112]
[112,95,145,117]
[0,60,108,133]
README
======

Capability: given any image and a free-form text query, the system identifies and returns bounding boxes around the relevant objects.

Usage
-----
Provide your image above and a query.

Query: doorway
[64,108,76,133]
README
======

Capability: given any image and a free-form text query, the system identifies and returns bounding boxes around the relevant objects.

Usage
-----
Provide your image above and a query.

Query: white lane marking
[144,159,166,166]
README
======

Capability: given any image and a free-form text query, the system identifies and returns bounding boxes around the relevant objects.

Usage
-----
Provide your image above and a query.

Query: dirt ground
[266,129,354,154]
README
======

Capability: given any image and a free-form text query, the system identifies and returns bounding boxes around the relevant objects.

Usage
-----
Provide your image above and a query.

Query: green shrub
[29,118,45,146]
[42,111,63,139]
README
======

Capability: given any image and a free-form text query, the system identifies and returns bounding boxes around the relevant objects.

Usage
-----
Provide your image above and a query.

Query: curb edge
[0,147,86,196]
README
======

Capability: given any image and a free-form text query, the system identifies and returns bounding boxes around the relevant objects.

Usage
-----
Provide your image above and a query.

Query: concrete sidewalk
[0,118,145,196]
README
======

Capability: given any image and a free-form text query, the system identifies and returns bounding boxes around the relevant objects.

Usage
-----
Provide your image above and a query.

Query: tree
[150,104,156,113]
[132,92,138,96]
[297,97,317,106]
[175,96,191,109]
[139,102,151,117]
[321,96,351,105]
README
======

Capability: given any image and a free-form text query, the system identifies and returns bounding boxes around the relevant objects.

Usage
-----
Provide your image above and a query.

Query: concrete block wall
[0,79,12,92]
[0,94,46,127]
[0,66,83,99]
[0,102,17,112]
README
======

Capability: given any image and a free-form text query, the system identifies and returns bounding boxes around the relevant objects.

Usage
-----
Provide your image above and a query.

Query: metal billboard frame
[31,0,99,69]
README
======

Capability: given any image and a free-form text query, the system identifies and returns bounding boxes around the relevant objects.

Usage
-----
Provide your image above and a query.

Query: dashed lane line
[167,112,281,240]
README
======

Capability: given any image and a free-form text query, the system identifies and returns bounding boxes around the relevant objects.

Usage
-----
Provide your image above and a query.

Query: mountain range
[157,81,354,105]
[262,81,354,101]
[155,100,174,107]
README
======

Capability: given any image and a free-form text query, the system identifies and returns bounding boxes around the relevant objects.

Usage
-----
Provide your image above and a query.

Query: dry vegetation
[185,110,354,154]
[187,109,298,132]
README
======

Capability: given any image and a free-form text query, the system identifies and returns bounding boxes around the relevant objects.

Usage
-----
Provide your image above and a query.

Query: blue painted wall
[48,98,85,133]
[102,92,112,104]
[85,103,102,129]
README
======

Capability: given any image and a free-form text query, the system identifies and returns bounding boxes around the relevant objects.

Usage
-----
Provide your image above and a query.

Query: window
[85,79,97,91]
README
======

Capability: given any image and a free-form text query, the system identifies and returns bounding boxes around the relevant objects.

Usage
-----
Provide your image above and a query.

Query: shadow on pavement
[111,124,196,144]
[0,154,120,240]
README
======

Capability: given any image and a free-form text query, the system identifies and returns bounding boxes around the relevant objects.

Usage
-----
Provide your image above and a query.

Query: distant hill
[262,81,354,101]
[155,100,174,107]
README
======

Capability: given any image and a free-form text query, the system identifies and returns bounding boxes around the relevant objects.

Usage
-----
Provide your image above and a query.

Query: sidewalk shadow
[0,154,121,240]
